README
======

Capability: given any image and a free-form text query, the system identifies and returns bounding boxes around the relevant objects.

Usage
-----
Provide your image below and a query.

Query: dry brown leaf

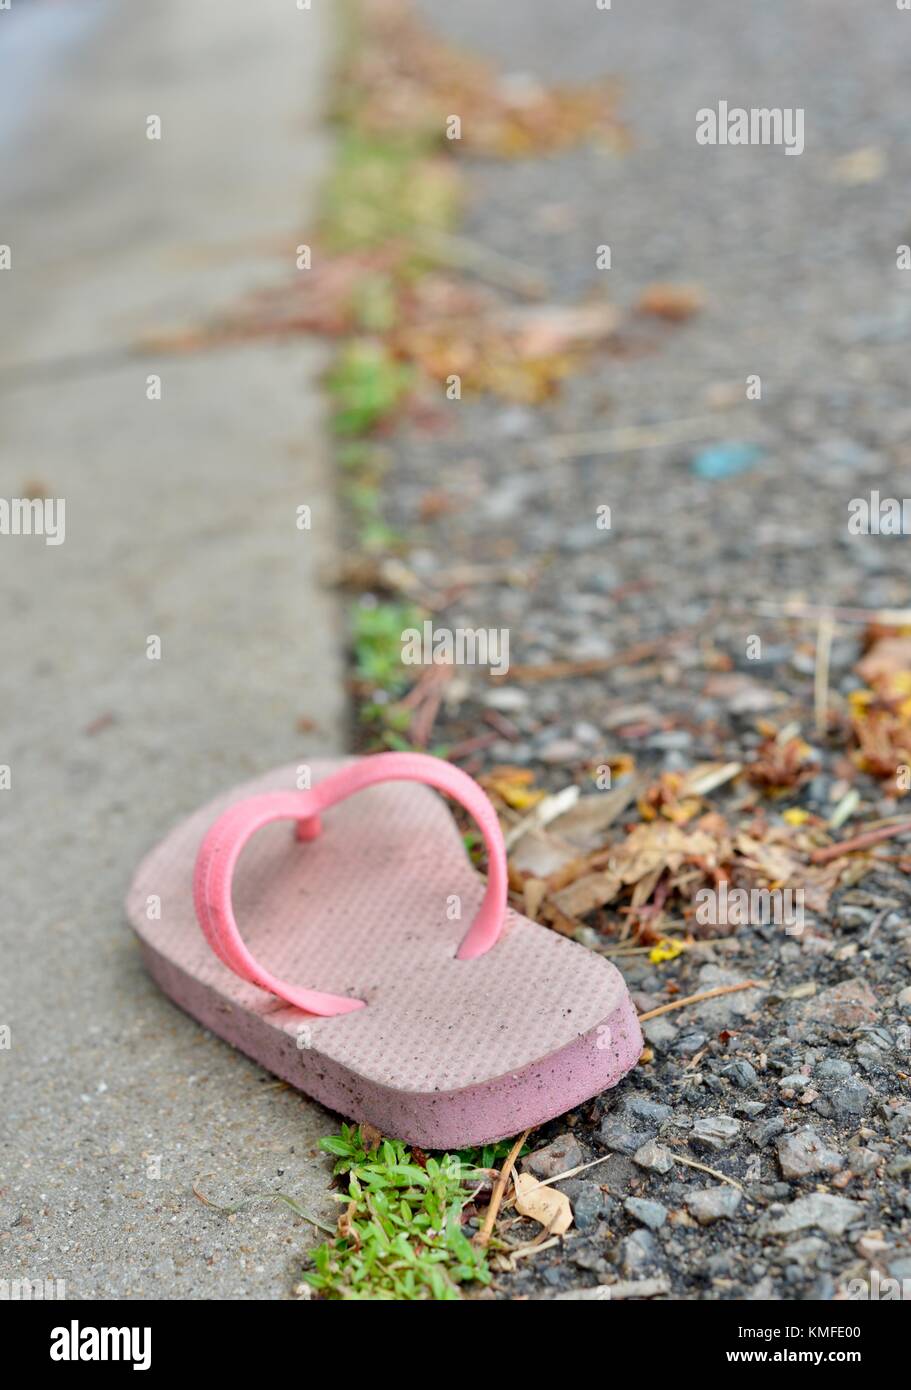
[359,1122,383,1153]
[510,827,580,878]
[745,736,817,792]
[856,635,911,684]
[513,1172,573,1235]
[508,302,619,356]
[637,282,704,321]
[348,0,625,159]
[523,878,548,920]
[851,707,911,779]
[734,830,845,913]
[337,1201,362,1250]
[547,782,640,850]
[551,869,622,918]
[611,820,728,886]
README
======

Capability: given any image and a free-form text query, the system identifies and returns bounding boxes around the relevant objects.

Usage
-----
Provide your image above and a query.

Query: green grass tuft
[327,339,413,437]
[302,1124,496,1300]
[351,599,424,695]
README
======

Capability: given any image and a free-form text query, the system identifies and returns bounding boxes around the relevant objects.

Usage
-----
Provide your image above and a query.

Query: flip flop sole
[127,761,643,1148]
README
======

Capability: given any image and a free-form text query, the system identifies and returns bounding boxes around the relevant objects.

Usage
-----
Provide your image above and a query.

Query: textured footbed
[126,761,643,1148]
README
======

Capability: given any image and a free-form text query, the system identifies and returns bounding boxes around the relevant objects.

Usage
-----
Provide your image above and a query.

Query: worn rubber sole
[126,761,643,1148]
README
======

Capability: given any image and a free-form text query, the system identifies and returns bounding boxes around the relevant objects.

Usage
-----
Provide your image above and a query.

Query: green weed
[351,599,424,695]
[327,339,412,436]
[302,1124,494,1300]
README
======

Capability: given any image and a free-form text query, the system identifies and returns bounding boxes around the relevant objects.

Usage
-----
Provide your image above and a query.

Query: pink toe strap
[192,752,509,1017]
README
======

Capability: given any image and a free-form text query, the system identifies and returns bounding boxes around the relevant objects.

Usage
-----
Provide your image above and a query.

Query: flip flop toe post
[127,753,642,1148]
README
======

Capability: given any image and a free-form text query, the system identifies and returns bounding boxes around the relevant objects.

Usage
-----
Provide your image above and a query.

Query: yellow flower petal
[649,938,685,964]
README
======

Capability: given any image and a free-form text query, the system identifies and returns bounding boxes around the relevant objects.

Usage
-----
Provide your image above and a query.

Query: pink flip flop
[127,753,642,1148]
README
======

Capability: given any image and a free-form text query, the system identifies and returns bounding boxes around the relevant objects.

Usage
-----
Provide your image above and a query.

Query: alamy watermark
[848,491,911,535]
[0,1276,66,1300]
[697,102,804,156]
[695,882,805,934]
[845,1269,911,1300]
[0,497,65,545]
[401,622,509,677]
[50,1321,151,1370]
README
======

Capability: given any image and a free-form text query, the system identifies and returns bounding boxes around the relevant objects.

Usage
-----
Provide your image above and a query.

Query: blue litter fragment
[691,442,764,480]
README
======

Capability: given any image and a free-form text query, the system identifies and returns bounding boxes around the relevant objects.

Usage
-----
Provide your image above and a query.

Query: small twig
[446,730,502,760]
[507,1235,562,1261]
[810,818,911,865]
[828,788,861,831]
[399,664,452,748]
[483,709,521,741]
[541,416,736,460]
[418,229,548,300]
[814,614,835,736]
[498,632,688,684]
[600,943,665,957]
[523,1144,744,1197]
[756,601,911,626]
[637,979,764,1022]
[520,1152,614,1193]
[669,1153,744,1191]
[597,1276,670,1299]
[475,1129,530,1248]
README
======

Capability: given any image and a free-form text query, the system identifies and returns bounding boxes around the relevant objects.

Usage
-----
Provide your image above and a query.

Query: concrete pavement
[0,0,347,1298]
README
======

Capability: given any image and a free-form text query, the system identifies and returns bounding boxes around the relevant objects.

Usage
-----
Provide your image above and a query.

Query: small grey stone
[621,1228,661,1278]
[803,978,878,1028]
[780,1237,829,1269]
[779,1073,813,1089]
[816,1057,853,1080]
[599,1116,651,1155]
[567,1182,611,1231]
[624,1197,667,1230]
[759,1193,864,1237]
[572,1248,609,1274]
[691,1114,742,1152]
[642,1016,678,1048]
[686,1186,743,1225]
[836,904,873,930]
[572,720,601,746]
[776,1127,844,1179]
[848,1147,880,1175]
[598,1153,636,1194]
[723,1060,759,1089]
[814,1077,870,1120]
[645,730,693,751]
[522,1133,583,1179]
[857,1025,894,1052]
[620,1094,673,1125]
[632,1139,674,1174]
[482,687,529,713]
[692,966,763,1025]
[539,738,584,765]
[888,1110,911,1139]
[732,1099,767,1116]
